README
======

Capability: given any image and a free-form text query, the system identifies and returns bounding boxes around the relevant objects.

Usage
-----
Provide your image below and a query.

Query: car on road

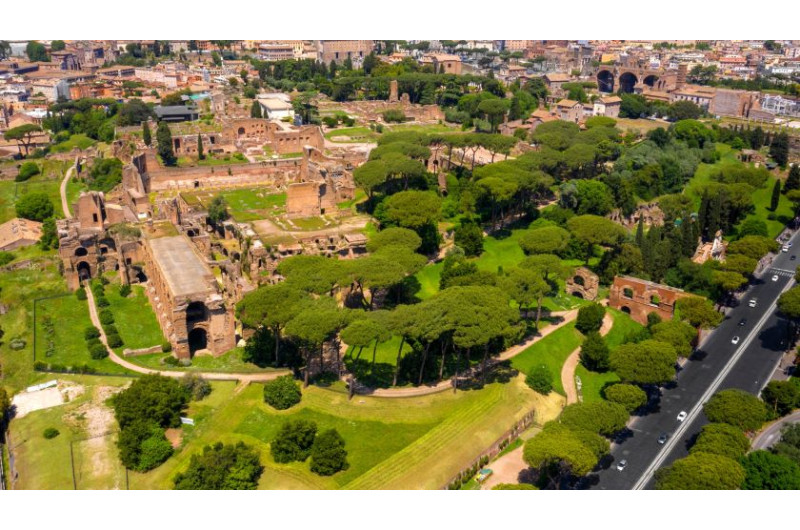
[738,318,747,326]
[792,255,796,261]
[789,242,793,248]
[772,274,780,282]
[748,299,757,308]
[731,336,740,345]
[783,245,789,252]
[616,459,627,471]
[657,432,669,444]
[677,411,687,422]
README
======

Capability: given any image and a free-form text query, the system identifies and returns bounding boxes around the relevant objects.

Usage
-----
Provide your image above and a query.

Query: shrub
[76,287,87,300]
[119,284,132,297]
[559,401,630,436]
[103,324,119,336]
[89,341,108,359]
[43,427,60,439]
[95,296,110,308]
[382,109,406,123]
[163,355,180,366]
[270,420,317,463]
[181,373,212,401]
[173,442,263,490]
[106,333,123,349]
[99,309,115,325]
[703,389,769,431]
[525,364,552,395]
[263,375,302,410]
[575,302,606,334]
[161,341,172,353]
[84,326,101,340]
[310,428,349,476]
[15,192,54,222]
[604,383,647,413]
[16,161,41,182]
[0,251,15,266]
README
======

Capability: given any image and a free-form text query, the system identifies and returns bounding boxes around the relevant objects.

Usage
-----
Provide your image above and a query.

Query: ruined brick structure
[608,275,692,326]
[143,235,236,358]
[565,267,600,301]
[57,191,144,290]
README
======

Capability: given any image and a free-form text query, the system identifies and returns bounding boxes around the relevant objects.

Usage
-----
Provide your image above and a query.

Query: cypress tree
[771,179,781,211]
[770,132,790,168]
[142,121,152,146]
[785,164,800,193]
[197,134,205,160]
[635,216,645,248]
[156,121,176,166]
[250,100,262,118]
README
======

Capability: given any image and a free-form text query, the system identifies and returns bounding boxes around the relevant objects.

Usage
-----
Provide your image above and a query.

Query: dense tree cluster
[173,442,263,489]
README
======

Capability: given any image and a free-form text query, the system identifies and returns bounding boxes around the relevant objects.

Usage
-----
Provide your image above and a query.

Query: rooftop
[148,236,214,298]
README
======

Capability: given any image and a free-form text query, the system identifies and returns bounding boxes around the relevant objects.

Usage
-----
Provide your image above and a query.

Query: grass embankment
[510,322,583,396]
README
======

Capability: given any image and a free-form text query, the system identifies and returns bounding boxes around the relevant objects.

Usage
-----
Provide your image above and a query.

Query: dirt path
[361,310,580,398]
[85,286,291,384]
[59,155,81,219]
[561,312,614,405]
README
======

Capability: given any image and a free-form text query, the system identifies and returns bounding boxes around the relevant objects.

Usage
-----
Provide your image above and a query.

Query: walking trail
[59,155,81,219]
[85,286,290,384]
[561,312,614,405]
[359,308,581,398]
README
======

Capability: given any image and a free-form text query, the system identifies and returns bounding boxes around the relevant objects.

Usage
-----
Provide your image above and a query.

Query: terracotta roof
[0,218,42,251]
[556,99,581,108]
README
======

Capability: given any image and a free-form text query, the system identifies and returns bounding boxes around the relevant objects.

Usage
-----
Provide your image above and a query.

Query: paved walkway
[59,156,81,219]
[561,312,614,405]
[361,309,580,398]
[85,286,290,384]
[751,409,800,450]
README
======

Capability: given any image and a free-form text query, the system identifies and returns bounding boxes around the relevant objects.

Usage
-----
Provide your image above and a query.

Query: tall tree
[785,164,800,193]
[237,283,307,366]
[156,121,176,166]
[142,121,152,146]
[770,132,789,168]
[250,100,263,118]
[3,124,42,157]
[197,134,205,160]
[770,178,781,212]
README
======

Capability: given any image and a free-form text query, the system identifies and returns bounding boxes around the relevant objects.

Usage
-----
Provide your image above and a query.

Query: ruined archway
[75,246,88,257]
[619,72,638,94]
[186,301,207,325]
[237,127,246,137]
[643,75,659,88]
[188,327,208,356]
[597,70,615,93]
[621,306,631,315]
[572,291,584,299]
[76,261,91,281]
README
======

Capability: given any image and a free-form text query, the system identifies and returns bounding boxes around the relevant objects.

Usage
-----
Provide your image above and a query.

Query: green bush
[119,284,132,297]
[95,296,110,308]
[76,287,87,300]
[99,309,115,325]
[173,442,263,490]
[43,427,60,439]
[161,341,172,353]
[310,428,349,476]
[106,333,123,349]
[576,302,606,334]
[270,420,317,463]
[103,323,119,336]
[181,373,211,401]
[525,364,553,395]
[89,341,108,359]
[163,355,180,366]
[0,251,14,266]
[16,161,40,182]
[263,375,302,410]
[382,109,406,123]
[84,326,101,340]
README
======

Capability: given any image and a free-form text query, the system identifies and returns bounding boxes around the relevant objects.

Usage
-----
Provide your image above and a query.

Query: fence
[442,408,540,490]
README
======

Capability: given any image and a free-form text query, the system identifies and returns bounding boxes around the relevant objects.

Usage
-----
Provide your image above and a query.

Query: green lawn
[290,216,330,231]
[127,376,544,490]
[413,261,443,301]
[574,309,642,404]
[180,188,286,222]
[510,321,583,396]
[128,347,283,374]
[33,294,130,375]
[474,229,527,274]
[105,285,165,351]
[49,134,96,153]
[324,127,378,143]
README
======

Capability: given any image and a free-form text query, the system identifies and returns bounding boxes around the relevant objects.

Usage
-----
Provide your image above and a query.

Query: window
[650,295,661,305]
[623,287,634,299]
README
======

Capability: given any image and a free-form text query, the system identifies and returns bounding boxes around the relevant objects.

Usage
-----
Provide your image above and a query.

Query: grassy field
[104,285,165,351]
[510,321,583,396]
[49,134,96,154]
[181,188,286,222]
[33,293,130,375]
[575,309,643,404]
[125,377,554,490]
[127,347,283,374]
[289,216,330,231]
[324,127,378,143]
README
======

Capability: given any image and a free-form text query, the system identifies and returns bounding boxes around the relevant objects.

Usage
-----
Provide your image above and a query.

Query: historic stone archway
[619,72,638,94]
[597,70,615,93]
[565,267,599,300]
[621,306,631,315]
[186,301,207,326]
[188,327,208,356]
[76,261,91,281]
[643,74,659,88]
[75,246,88,257]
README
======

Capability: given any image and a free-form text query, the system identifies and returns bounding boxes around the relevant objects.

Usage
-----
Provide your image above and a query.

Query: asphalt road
[587,230,799,490]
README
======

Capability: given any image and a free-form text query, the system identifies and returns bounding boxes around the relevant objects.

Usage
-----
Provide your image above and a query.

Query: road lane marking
[631,279,796,490]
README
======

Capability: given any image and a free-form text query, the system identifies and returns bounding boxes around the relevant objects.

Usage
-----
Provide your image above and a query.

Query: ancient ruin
[608,275,693,326]
[565,267,600,300]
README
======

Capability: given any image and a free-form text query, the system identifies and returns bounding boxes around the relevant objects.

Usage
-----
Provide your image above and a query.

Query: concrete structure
[154,105,200,122]
[0,217,42,251]
[555,99,583,123]
[258,98,295,121]
[420,53,462,74]
[317,40,374,65]
[144,235,235,358]
[593,95,622,118]
[608,275,692,326]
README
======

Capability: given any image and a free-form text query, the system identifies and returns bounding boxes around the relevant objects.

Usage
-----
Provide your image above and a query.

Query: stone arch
[75,246,89,257]
[188,327,208,356]
[619,72,638,94]
[620,306,631,315]
[623,287,634,299]
[572,291,584,299]
[597,70,615,93]
[237,127,246,137]
[643,74,659,88]
[573,275,585,287]
[76,261,91,281]
[186,301,207,326]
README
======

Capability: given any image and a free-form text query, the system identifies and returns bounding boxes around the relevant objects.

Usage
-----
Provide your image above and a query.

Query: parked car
[677,411,688,422]
[616,459,628,471]
[791,255,796,261]
[782,245,789,252]
[658,433,669,444]
[738,318,747,326]
[731,336,740,345]
[772,275,780,282]
[748,299,757,308]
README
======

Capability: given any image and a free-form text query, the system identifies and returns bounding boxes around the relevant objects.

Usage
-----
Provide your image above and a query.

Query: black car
[791,255,796,261]
[738,318,747,326]
[658,432,669,444]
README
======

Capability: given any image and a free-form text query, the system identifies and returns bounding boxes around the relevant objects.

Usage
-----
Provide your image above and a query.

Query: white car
[731,336,740,345]
[677,411,688,422]
[748,299,757,308]
[616,459,628,471]
[782,245,789,252]
[772,275,780,282]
